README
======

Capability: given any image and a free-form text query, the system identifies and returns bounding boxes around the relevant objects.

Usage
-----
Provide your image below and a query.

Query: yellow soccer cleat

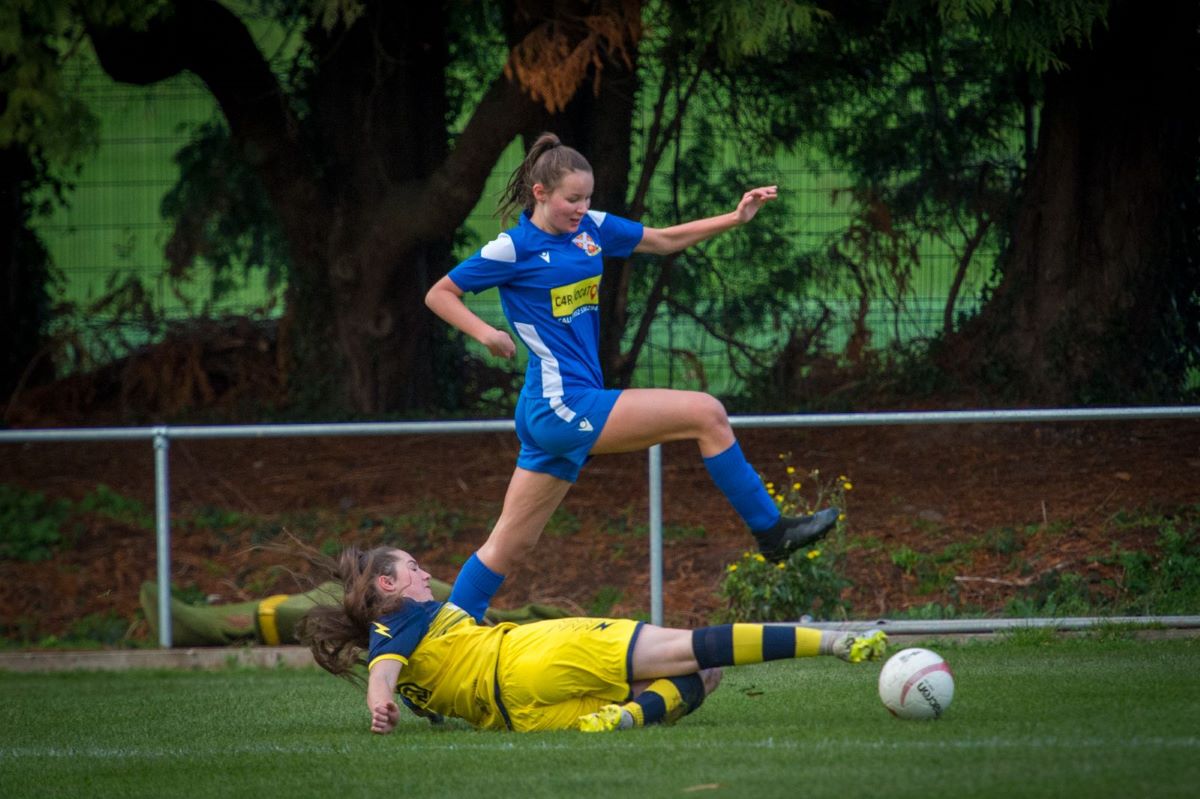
[577,704,630,733]
[834,629,888,663]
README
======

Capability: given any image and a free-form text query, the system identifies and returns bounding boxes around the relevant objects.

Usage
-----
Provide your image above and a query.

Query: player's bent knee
[699,667,723,696]
[691,393,730,431]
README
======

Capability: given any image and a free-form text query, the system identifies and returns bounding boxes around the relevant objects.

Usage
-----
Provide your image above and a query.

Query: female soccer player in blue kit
[298,544,887,734]
[426,133,840,621]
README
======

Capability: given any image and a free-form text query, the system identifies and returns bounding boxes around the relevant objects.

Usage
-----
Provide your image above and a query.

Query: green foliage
[544,508,580,538]
[718,458,853,621]
[587,585,623,617]
[160,119,290,303]
[77,484,152,529]
[0,483,69,562]
[916,0,1111,72]
[64,611,129,646]
[718,546,850,621]
[886,602,975,620]
[680,0,831,63]
[1004,510,1200,617]
[1105,518,1200,614]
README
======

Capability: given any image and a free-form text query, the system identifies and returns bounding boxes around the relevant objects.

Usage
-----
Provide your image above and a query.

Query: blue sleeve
[594,212,644,258]
[367,601,440,663]
[448,232,518,294]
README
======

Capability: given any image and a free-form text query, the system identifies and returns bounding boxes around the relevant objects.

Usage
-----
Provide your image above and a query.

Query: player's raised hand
[734,186,778,224]
[370,700,400,734]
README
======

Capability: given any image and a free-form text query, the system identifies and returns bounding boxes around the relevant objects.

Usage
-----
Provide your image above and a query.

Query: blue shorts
[515,389,622,482]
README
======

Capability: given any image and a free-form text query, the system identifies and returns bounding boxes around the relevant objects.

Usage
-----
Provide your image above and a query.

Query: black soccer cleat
[757,507,840,562]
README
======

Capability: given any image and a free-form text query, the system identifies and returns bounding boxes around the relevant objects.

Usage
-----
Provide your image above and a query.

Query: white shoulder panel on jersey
[480,232,517,263]
[586,210,608,226]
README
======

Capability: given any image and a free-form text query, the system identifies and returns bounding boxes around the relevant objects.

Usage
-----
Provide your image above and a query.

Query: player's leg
[578,670,719,732]
[630,623,889,676]
[577,624,887,732]
[448,467,571,621]
[592,388,839,561]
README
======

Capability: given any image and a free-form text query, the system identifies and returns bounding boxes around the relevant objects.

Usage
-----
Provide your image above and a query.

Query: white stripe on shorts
[548,396,577,423]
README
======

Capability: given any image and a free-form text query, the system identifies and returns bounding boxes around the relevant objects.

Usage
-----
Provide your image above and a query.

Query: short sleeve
[367,602,438,667]
[588,210,643,258]
[448,232,517,294]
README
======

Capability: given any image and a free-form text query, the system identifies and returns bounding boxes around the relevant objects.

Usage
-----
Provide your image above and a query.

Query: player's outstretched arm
[634,186,777,256]
[425,276,516,358]
[367,659,403,735]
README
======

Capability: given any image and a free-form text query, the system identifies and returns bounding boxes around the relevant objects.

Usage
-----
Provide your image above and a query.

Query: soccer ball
[878,647,954,720]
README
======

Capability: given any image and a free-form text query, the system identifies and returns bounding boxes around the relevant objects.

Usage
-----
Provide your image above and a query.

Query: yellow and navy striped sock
[692,624,825,668]
[621,674,706,728]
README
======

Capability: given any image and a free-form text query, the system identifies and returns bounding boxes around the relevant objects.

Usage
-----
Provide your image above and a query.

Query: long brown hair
[497,132,592,226]
[293,544,407,686]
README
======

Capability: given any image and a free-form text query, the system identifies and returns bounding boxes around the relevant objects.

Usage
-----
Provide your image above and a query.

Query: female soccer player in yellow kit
[299,544,887,734]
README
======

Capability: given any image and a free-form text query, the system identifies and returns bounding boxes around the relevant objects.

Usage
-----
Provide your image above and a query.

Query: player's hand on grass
[483,328,516,358]
[371,700,400,735]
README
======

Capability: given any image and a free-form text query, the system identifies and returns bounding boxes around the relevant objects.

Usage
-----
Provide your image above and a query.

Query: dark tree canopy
[4,0,1197,420]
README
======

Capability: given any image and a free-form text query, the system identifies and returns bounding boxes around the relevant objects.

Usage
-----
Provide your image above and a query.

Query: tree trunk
[0,146,54,402]
[87,0,555,413]
[553,52,638,387]
[943,1,1200,403]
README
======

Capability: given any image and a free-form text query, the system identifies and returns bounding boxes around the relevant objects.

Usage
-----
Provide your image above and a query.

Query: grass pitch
[1,634,1197,798]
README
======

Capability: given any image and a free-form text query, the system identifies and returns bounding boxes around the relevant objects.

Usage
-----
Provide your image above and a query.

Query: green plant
[761,457,853,519]
[718,547,849,622]
[1105,516,1200,614]
[891,545,921,574]
[588,586,623,616]
[1004,571,1096,617]
[663,523,706,541]
[544,509,580,538]
[64,612,130,647]
[0,483,71,562]
[718,460,853,621]
[77,484,152,529]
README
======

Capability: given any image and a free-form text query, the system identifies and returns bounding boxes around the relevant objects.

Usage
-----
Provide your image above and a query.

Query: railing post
[649,444,663,626]
[153,428,172,648]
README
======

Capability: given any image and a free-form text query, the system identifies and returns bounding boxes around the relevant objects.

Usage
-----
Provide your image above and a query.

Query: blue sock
[448,553,505,622]
[702,441,781,533]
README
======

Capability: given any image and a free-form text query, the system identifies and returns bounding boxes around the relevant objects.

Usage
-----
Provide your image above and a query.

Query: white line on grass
[3,736,1198,761]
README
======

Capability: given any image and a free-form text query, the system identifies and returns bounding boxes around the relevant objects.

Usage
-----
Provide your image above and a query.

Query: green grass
[1,636,1197,798]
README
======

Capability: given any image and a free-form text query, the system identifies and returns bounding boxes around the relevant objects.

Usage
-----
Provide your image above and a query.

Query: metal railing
[4,405,1199,646]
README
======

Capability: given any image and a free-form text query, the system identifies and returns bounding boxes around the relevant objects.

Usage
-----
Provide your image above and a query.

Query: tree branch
[87,0,326,261]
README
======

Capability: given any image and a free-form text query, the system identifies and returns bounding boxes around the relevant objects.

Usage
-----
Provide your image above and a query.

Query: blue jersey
[448,211,644,399]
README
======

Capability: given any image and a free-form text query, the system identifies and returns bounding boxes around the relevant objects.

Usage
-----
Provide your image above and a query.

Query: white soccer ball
[878,647,955,720]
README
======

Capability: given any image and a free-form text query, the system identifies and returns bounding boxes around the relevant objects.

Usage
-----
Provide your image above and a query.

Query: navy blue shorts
[515,389,622,482]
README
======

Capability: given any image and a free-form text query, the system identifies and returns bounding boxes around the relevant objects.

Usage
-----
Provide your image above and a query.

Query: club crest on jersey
[572,232,601,256]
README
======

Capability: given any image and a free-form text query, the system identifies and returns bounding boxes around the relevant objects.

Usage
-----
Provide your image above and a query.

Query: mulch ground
[3,415,1198,641]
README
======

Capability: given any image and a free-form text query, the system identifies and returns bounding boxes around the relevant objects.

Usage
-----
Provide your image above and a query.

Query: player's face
[532,169,593,235]
[390,549,435,601]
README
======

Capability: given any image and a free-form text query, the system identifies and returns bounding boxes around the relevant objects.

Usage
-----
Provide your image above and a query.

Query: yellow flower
[727,563,738,572]
[776,562,787,570]
[838,513,846,521]
[843,481,853,491]
[765,482,774,490]
[786,466,796,475]
[807,549,821,560]
[792,482,801,491]
[754,554,766,563]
